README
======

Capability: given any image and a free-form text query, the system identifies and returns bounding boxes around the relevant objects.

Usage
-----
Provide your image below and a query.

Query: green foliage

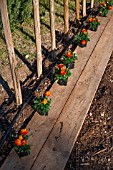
[14,144,30,154]
[63,52,77,65]
[20,0,33,21]
[100,6,109,16]
[89,18,100,30]
[107,0,113,6]
[55,65,71,81]
[34,96,51,115]
[75,31,90,43]
[0,0,33,31]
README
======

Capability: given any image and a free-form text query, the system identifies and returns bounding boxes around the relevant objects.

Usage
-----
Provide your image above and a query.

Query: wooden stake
[91,0,94,8]
[50,0,56,57]
[64,0,69,40]
[33,0,42,78]
[0,0,22,105]
[75,0,80,27]
[83,0,86,17]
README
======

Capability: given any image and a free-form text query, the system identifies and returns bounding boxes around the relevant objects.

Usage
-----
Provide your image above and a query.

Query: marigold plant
[75,29,90,44]
[63,50,77,65]
[34,91,51,115]
[100,1,111,16]
[88,17,100,31]
[55,64,71,81]
[12,129,30,155]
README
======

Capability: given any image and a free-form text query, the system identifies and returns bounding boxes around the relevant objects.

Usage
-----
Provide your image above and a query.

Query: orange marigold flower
[61,66,66,71]
[103,3,106,6]
[97,19,100,23]
[108,6,112,10]
[15,139,21,147]
[21,139,27,146]
[60,70,66,76]
[45,91,51,97]
[101,1,105,5]
[19,135,23,140]
[58,63,64,68]
[82,28,87,34]
[66,51,72,58]
[41,98,47,105]
[21,129,28,136]
[89,17,93,23]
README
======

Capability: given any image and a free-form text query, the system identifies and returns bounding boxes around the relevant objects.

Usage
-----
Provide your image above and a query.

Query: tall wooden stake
[75,0,80,27]
[33,0,42,78]
[64,0,69,41]
[50,0,56,57]
[0,0,22,105]
[91,0,94,8]
[83,0,86,17]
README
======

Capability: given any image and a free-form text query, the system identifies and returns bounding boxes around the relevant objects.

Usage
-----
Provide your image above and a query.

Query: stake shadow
[0,75,14,98]
[14,48,34,72]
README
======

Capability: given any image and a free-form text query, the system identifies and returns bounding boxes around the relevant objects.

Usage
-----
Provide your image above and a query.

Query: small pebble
[104,122,106,125]
[108,158,110,162]
[25,54,29,59]
[101,112,104,117]
[89,112,92,116]
[109,79,113,82]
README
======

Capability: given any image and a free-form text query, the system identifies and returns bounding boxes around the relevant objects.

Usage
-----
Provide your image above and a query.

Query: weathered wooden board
[31,14,113,170]
[1,11,113,170]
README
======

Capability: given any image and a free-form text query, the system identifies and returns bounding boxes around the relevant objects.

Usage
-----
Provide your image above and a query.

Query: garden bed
[0,10,113,170]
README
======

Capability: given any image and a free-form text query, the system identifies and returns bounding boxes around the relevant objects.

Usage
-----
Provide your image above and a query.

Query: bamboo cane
[0,0,22,105]
[50,0,56,57]
[33,0,42,78]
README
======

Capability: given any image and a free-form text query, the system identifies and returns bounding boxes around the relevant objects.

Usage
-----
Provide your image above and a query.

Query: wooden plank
[31,14,113,170]
[33,0,42,77]
[1,11,113,170]
[0,0,22,105]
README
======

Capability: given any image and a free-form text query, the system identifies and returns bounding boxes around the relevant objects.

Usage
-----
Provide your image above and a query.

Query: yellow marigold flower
[61,66,66,71]
[19,135,23,140]
[41,98,47,105]
[66,51,72,58]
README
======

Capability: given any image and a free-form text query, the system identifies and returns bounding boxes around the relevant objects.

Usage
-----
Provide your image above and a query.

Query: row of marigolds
[33,51,77,114]
[13,0,113,157]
